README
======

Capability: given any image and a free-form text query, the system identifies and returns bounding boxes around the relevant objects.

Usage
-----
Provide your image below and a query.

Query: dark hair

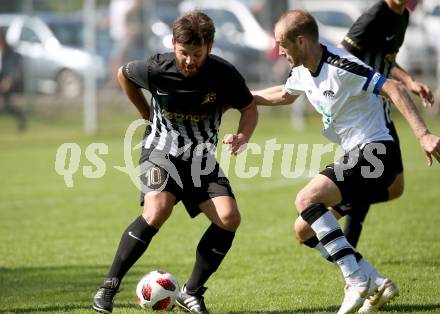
[173,11,215,46]
[277,10,319,42]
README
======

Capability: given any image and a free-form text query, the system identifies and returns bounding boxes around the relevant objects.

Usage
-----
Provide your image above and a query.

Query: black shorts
[320,141,400,205]
[386,121,404,173]
[139,148,235,218]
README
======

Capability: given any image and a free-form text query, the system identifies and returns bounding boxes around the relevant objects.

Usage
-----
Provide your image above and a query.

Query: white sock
[346,268,369,286]
[315,242,369,284]
[314,242,331,260]
[310,211,360,278]
[358,258,384,286]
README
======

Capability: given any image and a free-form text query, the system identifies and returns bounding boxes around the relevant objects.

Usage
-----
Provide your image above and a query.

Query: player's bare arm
[390,63,434,108]
[380,79,440,165]
[252,84,298,106]
[117,66,150,120]
[223,100,258,155]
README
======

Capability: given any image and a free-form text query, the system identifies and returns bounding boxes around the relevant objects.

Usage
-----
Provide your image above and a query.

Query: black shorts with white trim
[138,147,235,218]
[320,141,400,205]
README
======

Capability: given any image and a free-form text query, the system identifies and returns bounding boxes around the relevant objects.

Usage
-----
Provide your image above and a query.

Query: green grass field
[1,108,440,314]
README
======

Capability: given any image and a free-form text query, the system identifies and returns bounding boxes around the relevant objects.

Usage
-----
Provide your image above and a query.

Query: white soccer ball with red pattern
[136,270,179,311]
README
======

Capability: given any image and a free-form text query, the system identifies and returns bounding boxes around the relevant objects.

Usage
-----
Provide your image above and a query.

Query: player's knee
[388,174,404,200]
[389,183,404,200]
[142,193,173,228]
[295,191,312,212]
[219,208,241,231]
[294,217,313,244]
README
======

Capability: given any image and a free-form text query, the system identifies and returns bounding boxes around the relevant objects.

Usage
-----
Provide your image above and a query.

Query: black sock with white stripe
[107,216,158,283]
[185,223,235,295]
[301,204,361,279]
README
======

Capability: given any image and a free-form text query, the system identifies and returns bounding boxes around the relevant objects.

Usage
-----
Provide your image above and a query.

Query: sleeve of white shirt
[362,70,387,95]
[341,63,387,97]
[284,67,305,96]
[338,66,387,100]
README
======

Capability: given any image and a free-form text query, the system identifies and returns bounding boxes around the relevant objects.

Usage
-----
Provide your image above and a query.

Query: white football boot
[358,278,399,313]
[337,278,370,314]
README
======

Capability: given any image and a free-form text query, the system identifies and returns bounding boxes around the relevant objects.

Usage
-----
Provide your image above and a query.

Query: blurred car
[396,12,437,76]
[422,1,440,51]
[180,0,274,51]
[293,0,437,76]
[178,0,276,82]
[38,4,177,65]
[296,0,364,44]
[0,14,106,98]
[38,9,114,63]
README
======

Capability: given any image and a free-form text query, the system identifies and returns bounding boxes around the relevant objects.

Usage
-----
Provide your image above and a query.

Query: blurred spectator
[0,29,26,131]
[109,0,133,83]
[109,0,133,42]
[123,0,147,60]
[109,0,148,84]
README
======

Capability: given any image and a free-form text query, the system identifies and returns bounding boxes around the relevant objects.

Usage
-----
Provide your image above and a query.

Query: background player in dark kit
[339,0,434,248]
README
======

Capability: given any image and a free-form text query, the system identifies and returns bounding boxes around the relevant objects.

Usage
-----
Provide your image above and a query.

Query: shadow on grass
[383,303,440,312]
[0,264,173,313]
[228,306,338,314]
[228,303,440,313]
[0,303,138,313]
[2,266,440,314]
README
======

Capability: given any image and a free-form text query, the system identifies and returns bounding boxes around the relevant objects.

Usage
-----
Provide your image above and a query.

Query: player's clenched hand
[410,81,434,108]
[419,133,440,166]
[223,133,248,155]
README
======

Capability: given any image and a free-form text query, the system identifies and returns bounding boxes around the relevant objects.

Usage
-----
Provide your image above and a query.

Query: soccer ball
[136,270,180,310]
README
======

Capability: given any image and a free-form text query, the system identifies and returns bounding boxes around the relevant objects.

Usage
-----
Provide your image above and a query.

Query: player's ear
[296,35,305,46]
[206,42,213,54]
[172,37,177,48]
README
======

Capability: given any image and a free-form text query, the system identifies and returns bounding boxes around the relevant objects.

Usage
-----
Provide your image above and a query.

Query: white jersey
[285,44,393,152]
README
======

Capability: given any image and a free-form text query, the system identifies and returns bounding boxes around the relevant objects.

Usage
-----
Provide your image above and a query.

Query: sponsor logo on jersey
[161,109,213,122]
[323,90,335,99]
[201,92,216,105]
[384,52,397,63]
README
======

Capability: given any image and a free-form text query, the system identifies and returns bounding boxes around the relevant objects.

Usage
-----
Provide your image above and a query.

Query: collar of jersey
[309,44,327,78]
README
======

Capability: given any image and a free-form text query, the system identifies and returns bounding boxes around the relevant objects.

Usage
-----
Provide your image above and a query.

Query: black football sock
[185,223,235,295]
[344,204,370,247]
[106,216,158,284]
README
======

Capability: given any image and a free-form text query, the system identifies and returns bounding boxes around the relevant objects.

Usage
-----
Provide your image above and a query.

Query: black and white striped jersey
[341,1,409,124]
[122,53,253,160]
[341,1,409,78]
